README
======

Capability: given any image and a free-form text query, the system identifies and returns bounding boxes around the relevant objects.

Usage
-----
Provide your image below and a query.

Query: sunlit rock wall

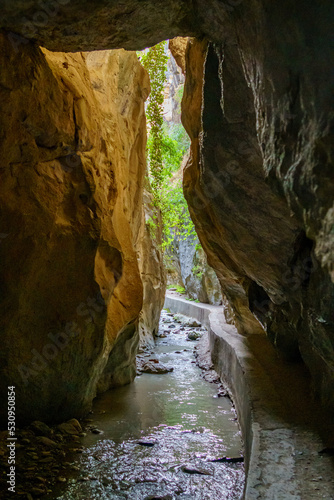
[137,188,166,348]
[0,36,152,425]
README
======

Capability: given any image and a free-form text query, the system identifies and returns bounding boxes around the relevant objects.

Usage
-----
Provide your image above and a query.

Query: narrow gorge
[0,1,333,498]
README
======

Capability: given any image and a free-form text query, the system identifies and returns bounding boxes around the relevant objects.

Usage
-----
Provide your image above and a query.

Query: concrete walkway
[164,292,334,499]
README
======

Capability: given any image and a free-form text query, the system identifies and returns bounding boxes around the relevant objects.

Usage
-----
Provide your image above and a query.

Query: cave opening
[0,2,334,498]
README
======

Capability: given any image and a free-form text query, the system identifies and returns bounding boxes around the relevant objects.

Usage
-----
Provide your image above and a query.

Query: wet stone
[30,487,46,495]
[36,436,60,448]
[187,331,202,341]
[29,421,52,437]
[144,495,173,500]
[156,332,167,338]
[181,463,214,475]
[185,318,201,328]
[91,428,103,434]
[57,418,82,435]
[210,456,244,463]
[141,360,173,374]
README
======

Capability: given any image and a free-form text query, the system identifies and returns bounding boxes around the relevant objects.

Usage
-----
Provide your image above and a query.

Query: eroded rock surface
[182,33,334,410]
[137,189,166,348]
[169,233,222,305]
[0,36,154,425]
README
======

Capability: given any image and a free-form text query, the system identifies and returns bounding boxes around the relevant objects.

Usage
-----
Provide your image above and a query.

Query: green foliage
[141,42,168,194]
[174,85,184,115]
[166,121,190,153]
[140,43,195,252]
[167,284,186,294]
[145,215,158,239]
[192,264,204,280]
[160,179,196,248]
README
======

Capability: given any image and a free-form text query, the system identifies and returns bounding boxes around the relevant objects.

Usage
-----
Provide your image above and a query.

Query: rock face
[0,35,156,425]
[180,236,222,306]
[182,34,334,411]
[0,1,333,414]
[137,189,166,347]
[164,45,184,124]
[167,233,222,305]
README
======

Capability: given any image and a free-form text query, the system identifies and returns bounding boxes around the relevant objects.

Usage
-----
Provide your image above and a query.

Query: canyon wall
[0,1,333,412]
[137,189,166,348]
[0,34,164,425]
[182,30,334,410]
[166,232,223,305]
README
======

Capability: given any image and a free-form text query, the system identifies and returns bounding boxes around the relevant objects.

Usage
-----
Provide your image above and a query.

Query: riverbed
[51,310,245,499]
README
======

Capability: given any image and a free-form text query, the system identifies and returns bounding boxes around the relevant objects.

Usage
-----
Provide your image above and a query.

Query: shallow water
[50,311,245,499]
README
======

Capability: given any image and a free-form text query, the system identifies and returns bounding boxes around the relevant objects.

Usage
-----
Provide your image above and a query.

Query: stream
[50,309,245,499]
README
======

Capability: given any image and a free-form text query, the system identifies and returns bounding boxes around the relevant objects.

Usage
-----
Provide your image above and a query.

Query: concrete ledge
[164,293,334,499]
[164,291,220,328]
[209,313,299,499]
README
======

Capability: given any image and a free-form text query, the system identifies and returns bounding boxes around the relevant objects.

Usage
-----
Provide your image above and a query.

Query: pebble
[36,436,60,448]
[29,421,52,437]
[31,488,45,496]
[39,457,54,463]
[57,418,82,435]
[181,464,213,475]
[187,331,202,341]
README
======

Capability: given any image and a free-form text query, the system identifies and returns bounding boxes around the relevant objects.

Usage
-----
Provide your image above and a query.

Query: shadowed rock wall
[182,28,334,410]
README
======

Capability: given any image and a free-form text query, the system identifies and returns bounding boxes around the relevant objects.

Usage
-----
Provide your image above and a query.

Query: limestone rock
[0,1,197,52]
[141,361,173,374]
[57,419,82,435]
[36,436,60,448]
[29,421,52,437]
[178,234,222,305]
[137,189,166,348]
[169,37,188,75]
[0,36,151,425]
[182,34,334,411]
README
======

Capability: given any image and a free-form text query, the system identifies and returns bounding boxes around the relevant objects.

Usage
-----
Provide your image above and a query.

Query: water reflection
[50,310,245,499]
